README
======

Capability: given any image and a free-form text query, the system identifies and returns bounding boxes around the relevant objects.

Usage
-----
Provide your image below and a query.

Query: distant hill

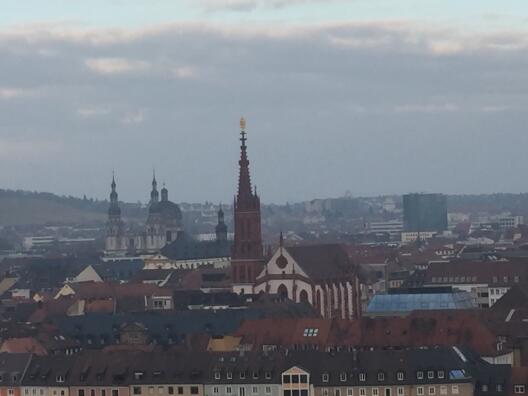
[0,190,144,226]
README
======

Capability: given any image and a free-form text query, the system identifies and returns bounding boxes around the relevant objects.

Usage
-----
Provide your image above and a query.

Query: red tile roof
[0,337,48,355]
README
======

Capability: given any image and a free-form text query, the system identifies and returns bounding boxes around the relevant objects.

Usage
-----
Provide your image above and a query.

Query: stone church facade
[105,175,184,255]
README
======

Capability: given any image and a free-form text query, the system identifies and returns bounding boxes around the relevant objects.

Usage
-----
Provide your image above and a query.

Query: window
[213,388,219,394]
[482,385,488,392]
[397,372,405,381]
[133,388,141,395]
[265,388,271,395]
[417,388,424,396]
[265,372,272,380]
[303,328,319,337]
[397,388,404,396]
[79,390,85,396]
[323,390,329,396]
[8,390,14,396]
[284,375,291,384]
[158,387,164,394]
[497,385,503,392]
[359,389,366,396]
[168,388,174,395]
[253,372,259,380]
[301,391,308,396]
[336,390,341,396]
[372,388,379,396]
[378,373,385,381]
[322,374,329,383]
[215,372,221,380]
[417,372,424,380]
[227,372,233,380]
[190,387,199,395]
[178,388,184,395]
[56,375,65,383]
[148,387,154,395]
[292,375,299,384]
[347,389,353,396]
[240,372,246,380]
[437,371,444,380]
[341,373,347,382]
[451,386,459,395]
[252,387,258,394]
[514,385,526,394]
[226,387,232,395]
[112,390,118,396]
[439,387,446,396]
[427,372,434,380]
[428,387,435,395]
[514,276,520,283]
[359,373,366,382]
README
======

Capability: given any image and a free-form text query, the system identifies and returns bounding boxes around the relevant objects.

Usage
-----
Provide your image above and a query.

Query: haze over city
[0,0,527,203]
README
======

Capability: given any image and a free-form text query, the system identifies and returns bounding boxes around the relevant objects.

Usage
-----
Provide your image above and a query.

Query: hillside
[0,190,144,226]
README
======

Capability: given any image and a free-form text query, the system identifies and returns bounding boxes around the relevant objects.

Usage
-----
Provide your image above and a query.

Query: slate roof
[161,233,230,260]
[286,244,353,280]
[0,352,32,385]
[49,310,265,347]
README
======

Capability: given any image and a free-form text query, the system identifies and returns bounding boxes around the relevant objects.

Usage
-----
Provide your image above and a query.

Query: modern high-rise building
[403,193,448,232]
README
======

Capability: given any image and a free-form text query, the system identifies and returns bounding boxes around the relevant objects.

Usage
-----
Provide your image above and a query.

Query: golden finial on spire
[240,117,246,131]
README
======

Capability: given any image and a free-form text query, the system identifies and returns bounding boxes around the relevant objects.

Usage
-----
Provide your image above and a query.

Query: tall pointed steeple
[237,117,253,200]
[106,173,124,253]
[231,117,264,293]
[150,170,159,204]
[108,173,121,216]
[216,204,228,242]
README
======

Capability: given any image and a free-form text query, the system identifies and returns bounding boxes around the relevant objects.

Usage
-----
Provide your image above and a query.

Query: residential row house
[0,348,520,396]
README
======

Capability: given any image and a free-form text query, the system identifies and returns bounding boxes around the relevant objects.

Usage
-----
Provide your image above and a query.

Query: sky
[1,0,528,204]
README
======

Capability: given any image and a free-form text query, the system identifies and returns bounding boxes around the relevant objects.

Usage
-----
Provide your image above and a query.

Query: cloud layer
[0,21,527,202]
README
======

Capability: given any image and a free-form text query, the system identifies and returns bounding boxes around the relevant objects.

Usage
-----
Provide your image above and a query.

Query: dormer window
[253,372,259,380]
[397,372,405,381]
[340,373,347,382]
[417,371,424,380]
[428,371,434,379]
[359,373,366,382]
[214,372,221,380]
[56,375,65,383]
[134,372,144,380]
[240,372,246,380]
[378,372,385,381]
[437,371,444,379]
[322,373,329,383]
[265,371,272,380]
[227,372,233,380]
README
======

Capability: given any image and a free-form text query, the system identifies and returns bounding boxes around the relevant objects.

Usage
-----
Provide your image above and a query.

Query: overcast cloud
[0,21,527,203]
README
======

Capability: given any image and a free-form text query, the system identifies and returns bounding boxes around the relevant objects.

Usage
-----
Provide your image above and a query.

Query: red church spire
[237,117,254,201]
[231,117,264,292]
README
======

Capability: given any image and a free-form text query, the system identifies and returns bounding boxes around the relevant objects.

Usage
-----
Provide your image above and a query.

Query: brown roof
[286,244,354,279]
[65,281,172,299]
[235,317,333,348]
[234,310,499,356]
[0,336,48,355]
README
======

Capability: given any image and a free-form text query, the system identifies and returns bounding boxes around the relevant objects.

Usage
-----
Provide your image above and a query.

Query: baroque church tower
[105,175,125,253]
[231,118,264,294]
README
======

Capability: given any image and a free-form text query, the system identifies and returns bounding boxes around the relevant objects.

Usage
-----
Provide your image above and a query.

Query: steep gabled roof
[286,244,353,280]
